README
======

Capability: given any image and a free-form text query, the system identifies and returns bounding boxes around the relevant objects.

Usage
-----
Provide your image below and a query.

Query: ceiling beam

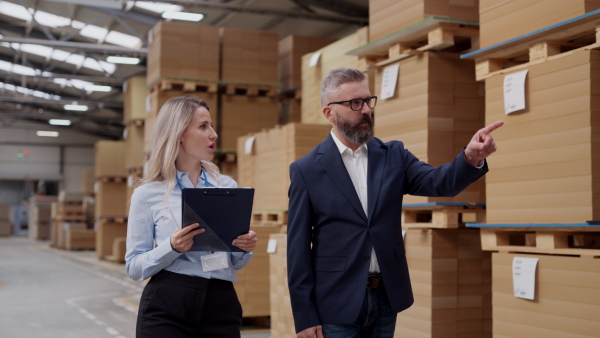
[0,70,127,85]
[0,95,122,108]
[0,36,148,54]
[148,0,368,25]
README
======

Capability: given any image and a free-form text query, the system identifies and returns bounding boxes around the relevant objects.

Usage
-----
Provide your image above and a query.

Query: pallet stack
[301,27,369,124]
[460,2,600,337]
[0,203,11,237]
[51,191,94,250]
[28,196,54,240]
[278,35,336,124]
[94,140,128,262]
[219,27,280,156]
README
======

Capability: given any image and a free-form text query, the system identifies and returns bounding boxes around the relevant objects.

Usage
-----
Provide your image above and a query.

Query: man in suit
[287,68,502,338]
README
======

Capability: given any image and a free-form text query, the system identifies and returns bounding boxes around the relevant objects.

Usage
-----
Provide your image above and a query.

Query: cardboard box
[95,181,128,217]
[370,0,479,42]
[395,228,491,337]
[146,21,220,86]
[221,27,279,85]
[279,35,337,90]
[480,0,600,48]
[220,95,279,152]
[484,48,600,223]
[94,141,126,178]
[95,221,127,258]
[237,123,331,210]
[234,224,285,317]
[490,252,600,337]
[269,233,296,337]
[374,52,485,204]
[0,203,9,220]
[65,229,96,250]
[0,220,11,237]
[81,169,95,195]
[124,122,145,170]
[123,76,147,123]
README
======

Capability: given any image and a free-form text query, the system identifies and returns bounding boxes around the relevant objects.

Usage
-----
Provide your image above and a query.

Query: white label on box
[309,52,322,67]
[266,238,278,254]
[244,136,256,155]
[504,69,528,114]
[146,94,151,113]
[128,175,134,188]
[123,80,128,93]
[402,230,406,240]
[94,182,99,194]
[512,256,538,300]
[380,63,400,100]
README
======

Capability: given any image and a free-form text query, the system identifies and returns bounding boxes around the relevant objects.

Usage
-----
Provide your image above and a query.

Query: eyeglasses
[327,96,377,111]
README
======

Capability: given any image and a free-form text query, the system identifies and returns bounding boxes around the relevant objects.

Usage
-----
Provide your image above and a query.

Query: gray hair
[320,68,366,107]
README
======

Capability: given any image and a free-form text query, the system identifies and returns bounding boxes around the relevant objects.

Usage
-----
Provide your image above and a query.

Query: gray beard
[336,113,374,145]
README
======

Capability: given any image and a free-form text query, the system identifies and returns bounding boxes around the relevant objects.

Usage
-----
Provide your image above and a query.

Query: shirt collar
[175,169,209,188]
[330,129,368,156]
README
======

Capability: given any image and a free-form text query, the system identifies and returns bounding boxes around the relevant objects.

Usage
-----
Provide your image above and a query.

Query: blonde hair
[143,95,223,199]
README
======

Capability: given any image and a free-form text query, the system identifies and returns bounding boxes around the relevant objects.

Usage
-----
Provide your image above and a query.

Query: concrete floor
[0,236,271,338]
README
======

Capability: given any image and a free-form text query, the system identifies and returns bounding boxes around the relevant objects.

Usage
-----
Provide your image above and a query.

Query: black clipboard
[182,188,255,252]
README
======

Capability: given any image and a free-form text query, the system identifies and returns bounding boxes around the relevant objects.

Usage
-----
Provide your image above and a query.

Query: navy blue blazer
[287,134,487,333]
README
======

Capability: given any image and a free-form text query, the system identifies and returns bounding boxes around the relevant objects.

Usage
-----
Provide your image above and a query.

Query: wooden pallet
[223,83,279,97]
[150,77,219,93]
[348,16,479,68]
[95,176,127,183]
[251,210,288,225]
[125,118,144,127]
[462,9,600,80]
[53,214,87,222]
[402,202,486,229]
[470,224,600,258]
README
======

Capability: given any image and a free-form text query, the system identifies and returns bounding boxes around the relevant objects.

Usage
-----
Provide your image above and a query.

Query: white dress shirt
[330,131,380,273]
[125,169,253,282]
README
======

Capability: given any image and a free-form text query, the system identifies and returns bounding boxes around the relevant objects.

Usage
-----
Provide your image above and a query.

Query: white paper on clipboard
[504,70,528,114]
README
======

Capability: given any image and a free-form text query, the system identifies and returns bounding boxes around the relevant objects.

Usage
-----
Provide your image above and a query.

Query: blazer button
[363,255,370,261]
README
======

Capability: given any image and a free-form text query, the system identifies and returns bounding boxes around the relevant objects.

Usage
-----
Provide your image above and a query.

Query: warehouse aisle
[0,236,270,338]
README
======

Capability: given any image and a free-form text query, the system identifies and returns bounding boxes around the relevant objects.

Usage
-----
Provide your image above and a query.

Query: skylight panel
[0,1,32,21]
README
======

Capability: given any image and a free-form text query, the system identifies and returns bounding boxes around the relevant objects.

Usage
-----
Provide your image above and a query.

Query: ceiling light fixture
[49,119,72,126]
[106,56,140,65]
[85,85,112,92]
[161,11,204,22]
[36,131,59,137]
[64,104,88,111]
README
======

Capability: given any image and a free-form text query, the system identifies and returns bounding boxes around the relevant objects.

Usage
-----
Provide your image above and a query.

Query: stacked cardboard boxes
[234,223,285,317]
[52,191,94,250]
[28,197,53,240]
[237,123,330,210]
[398,228,492,337]
[301,27,369,124]
[369,0,480,42]
[268,233,296,337]
[94,140,128,260]
[479,0,600,49]
[146,21,220,86]
[374,52,485,204]
[483,47,600,223]
[0,203,11,237]
[278,35,336,124]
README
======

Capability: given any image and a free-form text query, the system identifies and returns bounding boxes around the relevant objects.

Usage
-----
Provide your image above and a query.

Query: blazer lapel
[367,138,386,221]
[317,135,368,221]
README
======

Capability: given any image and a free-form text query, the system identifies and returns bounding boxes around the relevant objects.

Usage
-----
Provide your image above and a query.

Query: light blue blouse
[125,169,253,282]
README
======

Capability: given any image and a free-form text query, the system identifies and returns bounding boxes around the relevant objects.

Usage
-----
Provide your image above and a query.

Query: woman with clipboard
[125,96,257,338]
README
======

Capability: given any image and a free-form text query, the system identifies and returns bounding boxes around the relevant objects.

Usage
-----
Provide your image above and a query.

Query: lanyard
[176,169,208,190]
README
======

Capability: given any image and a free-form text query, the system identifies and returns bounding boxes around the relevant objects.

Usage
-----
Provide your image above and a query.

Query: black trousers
[136,270,243,338]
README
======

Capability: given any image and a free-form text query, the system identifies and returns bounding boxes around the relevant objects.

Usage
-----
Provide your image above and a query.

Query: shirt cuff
[476,159,485,169]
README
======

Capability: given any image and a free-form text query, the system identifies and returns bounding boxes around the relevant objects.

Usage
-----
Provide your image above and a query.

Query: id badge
[201,252,228,272]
